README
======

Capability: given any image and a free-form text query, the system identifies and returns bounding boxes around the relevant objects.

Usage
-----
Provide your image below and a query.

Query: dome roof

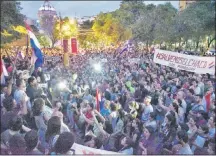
[38,1,56,12]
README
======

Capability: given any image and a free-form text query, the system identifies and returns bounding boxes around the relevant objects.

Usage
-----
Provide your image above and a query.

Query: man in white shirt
[13,79,29,115]
[0,85,7,107]
[177,91,187,114]
[141,96,153,123]
[197,77,204,95]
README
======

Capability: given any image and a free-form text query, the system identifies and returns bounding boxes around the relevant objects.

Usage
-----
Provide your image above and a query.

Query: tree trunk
[185,40,188,50]
[159,42,162,49]
[208,37,215,48]
[195,41,199,50]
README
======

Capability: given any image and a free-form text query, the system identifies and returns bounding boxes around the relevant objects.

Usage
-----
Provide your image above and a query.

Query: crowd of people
[1,47,215,155]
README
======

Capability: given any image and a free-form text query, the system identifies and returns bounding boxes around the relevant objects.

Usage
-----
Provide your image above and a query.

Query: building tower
[179,0,196,12]
[38,0,58,35]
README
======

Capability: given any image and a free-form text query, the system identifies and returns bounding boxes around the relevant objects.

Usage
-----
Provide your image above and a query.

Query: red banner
[71,38,78,54]
[63,39,68,52]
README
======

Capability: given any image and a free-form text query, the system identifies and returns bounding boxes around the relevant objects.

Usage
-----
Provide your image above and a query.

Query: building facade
[37,0,58,35]
[179,0,196,11]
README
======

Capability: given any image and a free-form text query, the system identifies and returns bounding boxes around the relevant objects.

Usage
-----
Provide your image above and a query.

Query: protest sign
[71,143,119,155]
[153,49,215,74]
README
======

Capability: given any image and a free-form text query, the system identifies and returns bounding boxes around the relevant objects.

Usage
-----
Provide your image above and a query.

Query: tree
[1,1,25,45]
[153,3,178,46]
[113,1,146,28]
[39,12,57,47]
[37,34,51,48]
[177,1,215,50]
[92,12,132,47]
[51,17,78,47]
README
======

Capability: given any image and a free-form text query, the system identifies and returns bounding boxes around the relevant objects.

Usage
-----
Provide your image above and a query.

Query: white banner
[153,49,215,75]
[71,143,119,155]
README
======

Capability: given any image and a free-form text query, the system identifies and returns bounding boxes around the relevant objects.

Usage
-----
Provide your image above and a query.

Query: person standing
[141,96,153,123]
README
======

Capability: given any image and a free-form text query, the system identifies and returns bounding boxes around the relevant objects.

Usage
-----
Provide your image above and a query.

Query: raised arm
[158,98,170,112]
[92,111,107,136]
[94,109,105,123]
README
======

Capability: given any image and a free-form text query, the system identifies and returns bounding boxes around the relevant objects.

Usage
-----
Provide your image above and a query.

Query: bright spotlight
[93,63,102,72]
[58,82,66,90]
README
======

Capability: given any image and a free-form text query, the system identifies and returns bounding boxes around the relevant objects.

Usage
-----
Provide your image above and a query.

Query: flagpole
[26,33,29,59]
[59,12,63,53]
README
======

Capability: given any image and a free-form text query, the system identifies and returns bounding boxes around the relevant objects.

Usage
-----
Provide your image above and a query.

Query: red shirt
[85,111,93,119]
[7,66,13,73]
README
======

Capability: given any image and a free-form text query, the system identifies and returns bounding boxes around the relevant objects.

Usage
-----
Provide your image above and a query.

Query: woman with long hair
[113,109,125,135]
[130,118,142,153]
[45,116,61,154]
[158,112,177,153]
[137,126,157,155]
[187,116,198,141]
[32,98,50,151]
[118,136,134,154]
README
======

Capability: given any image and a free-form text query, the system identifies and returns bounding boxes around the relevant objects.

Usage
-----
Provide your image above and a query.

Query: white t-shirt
[1,94,5,106]
[14,89,31,110]
[141,104,153,122]
[198,82,204,95]
[181,99,187,114]
[110,111,117,118]
[194,86,201,95]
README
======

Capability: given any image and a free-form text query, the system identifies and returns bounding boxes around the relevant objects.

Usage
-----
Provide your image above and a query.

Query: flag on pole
[119,40,132,55]
[25,22,44,69]
[205,92,211,112]
[0,59,9,84]
[96,88,101,112]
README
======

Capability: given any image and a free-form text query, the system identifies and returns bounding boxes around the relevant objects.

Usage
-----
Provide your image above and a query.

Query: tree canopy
[1,1,215,51]
[1,1,25,46]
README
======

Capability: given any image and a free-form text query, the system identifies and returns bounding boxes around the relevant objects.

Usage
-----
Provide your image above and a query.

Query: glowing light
[58,82,66,89]
[62,25,70,31]
[93,63,102,72]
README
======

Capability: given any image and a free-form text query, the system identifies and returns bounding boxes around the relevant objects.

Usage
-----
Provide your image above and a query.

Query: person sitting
[118,136,134,154]
[24,130,43,154]
[84,137,103,149]
[53,132,75,155]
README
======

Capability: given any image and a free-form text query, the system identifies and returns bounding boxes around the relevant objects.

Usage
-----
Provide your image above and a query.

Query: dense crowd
[0,48,215,155]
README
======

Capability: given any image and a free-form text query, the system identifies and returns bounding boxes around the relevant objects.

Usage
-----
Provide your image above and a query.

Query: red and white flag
[205,92,211,112]
[0,59,9,84]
